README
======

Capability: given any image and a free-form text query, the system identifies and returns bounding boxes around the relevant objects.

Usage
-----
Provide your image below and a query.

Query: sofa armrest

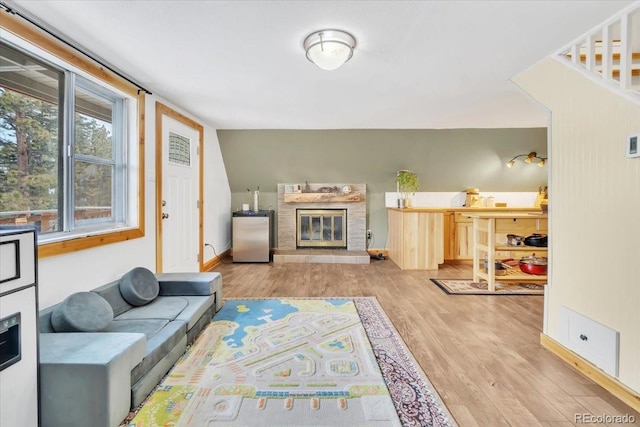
[40,331,146,367]
[39,332,146,427]
[156,272,222,297]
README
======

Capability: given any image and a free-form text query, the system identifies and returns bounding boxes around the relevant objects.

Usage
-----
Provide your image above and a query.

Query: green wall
[217,129,548,249]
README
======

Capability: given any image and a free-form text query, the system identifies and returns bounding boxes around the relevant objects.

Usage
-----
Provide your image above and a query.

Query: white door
[160,115,200,272]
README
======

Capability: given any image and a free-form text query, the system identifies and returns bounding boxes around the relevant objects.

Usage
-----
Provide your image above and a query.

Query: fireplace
[277,183,366,251]
[297,209,347,248]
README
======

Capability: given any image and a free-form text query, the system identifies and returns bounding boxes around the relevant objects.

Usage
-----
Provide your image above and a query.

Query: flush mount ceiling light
[304,29,356,71]
[506,151,548,168]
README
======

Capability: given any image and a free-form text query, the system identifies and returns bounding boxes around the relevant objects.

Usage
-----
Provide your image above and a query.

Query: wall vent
[558,306,619,377]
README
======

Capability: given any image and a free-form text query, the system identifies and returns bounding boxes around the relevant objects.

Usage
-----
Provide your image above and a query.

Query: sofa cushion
[51,292,113,332]
[156,272,221,296]
[128,320,186,384]
[105,318,170,340]
[115,297,188,322]
[131,335,187,408]
[119,267,159,306]
[174,295,215,330]
[92,280,134,317]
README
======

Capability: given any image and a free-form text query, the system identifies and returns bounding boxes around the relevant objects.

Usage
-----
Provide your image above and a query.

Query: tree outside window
[0,41,126,236]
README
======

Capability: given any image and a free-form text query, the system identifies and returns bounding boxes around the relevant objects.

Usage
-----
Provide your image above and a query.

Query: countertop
[386,207,544,213]
[463,211,547,219]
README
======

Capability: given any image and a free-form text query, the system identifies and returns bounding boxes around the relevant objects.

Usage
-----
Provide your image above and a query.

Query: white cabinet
[0,226,39,427]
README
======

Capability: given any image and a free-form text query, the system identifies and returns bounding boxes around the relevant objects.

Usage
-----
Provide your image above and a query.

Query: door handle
[162,213,169,219]
[162,200,167,207]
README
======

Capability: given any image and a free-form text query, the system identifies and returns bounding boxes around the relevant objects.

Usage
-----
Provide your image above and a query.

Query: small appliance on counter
[465,188,480,207]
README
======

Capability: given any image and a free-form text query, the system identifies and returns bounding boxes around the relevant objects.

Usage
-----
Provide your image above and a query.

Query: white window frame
[65,74,128,233]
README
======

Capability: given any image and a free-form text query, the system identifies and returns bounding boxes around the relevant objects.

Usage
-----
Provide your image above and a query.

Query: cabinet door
[454,222,474,260]
[443,212,454,260]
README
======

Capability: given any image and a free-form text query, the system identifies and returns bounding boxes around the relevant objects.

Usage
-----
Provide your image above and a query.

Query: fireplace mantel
[277,183,367,251]
[283,192,363,203]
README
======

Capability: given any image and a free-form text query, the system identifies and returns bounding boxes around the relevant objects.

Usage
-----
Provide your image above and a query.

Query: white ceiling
[7,0,635,129]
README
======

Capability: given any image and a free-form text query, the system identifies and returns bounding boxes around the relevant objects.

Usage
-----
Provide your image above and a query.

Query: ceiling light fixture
[304,29,356,71]
[506,151,548,168]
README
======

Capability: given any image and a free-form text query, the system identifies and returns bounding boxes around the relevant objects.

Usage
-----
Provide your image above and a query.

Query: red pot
[519,256,548,275]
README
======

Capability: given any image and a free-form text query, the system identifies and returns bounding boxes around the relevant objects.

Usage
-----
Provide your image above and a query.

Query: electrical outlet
[367,230,372,239]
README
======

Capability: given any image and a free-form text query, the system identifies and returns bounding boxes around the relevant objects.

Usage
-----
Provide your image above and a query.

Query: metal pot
[484,259,508,275]
[507,234,524,246]
[519,256,548,275]
[524,233,548,247]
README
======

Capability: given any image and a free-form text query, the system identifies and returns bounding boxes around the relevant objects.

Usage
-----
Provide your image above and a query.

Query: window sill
[37,226,144,259]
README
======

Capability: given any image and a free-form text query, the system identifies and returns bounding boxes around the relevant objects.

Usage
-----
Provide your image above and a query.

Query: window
[0,43,63,233]
[0,15,145,257]
[72,77,126,229]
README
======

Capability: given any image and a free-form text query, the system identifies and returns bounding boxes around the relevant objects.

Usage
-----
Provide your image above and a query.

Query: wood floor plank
[211,260,640,426]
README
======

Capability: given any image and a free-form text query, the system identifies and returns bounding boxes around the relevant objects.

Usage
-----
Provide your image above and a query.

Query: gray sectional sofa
[38,268,223,427]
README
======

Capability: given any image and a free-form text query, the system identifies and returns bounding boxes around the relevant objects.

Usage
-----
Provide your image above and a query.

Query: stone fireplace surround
[276,183,367,251]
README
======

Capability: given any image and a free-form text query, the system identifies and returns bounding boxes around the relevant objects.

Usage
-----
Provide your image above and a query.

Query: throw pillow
[119,267,159,306]
[51,292,114,332]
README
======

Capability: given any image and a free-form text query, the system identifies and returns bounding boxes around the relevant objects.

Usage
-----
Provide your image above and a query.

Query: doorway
[155,102,204,272]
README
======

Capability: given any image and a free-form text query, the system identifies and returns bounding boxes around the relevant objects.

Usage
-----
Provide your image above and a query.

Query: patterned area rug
[431,279,545,295]
[126,298,456,426]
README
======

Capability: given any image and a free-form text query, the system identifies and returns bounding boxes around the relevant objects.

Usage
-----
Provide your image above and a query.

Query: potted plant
[396,170,419,208]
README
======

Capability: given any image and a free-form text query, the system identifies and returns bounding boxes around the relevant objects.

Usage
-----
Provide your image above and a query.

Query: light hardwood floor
[210,258,639,426]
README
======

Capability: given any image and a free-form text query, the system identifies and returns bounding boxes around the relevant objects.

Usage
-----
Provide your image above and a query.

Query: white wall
[201,115,232,260]
[514,58,640,393]
[37,95,231,308]
[383,191,539,208]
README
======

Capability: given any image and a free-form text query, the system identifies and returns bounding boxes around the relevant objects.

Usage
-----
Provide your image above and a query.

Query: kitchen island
[387,208,444,270]
[465,211,548,291]
[386,207,545,271]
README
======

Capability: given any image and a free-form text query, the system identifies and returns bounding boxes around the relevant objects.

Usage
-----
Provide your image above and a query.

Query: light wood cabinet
[387,208,444,270]
[452,212,473,260]
[444,208,543,261]
[387,208,545,271]
[443,212,454,260]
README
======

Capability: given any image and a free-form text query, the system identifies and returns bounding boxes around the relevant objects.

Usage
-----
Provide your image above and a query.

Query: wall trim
[202,249,229,272]
[540,333,640,412]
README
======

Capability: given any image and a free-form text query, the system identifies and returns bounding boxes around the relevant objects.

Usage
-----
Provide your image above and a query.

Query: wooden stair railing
[566,49,640,79]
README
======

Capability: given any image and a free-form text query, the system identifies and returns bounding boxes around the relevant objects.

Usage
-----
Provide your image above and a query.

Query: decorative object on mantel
[506,151,547,168]
[316,186,340,193]
[284,192,362,203]
[284,182,361,203]
[284,184,302,193]
[396,170,419,208]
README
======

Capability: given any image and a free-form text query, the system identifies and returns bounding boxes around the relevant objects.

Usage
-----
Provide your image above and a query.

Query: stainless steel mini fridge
[232,210,274,262]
